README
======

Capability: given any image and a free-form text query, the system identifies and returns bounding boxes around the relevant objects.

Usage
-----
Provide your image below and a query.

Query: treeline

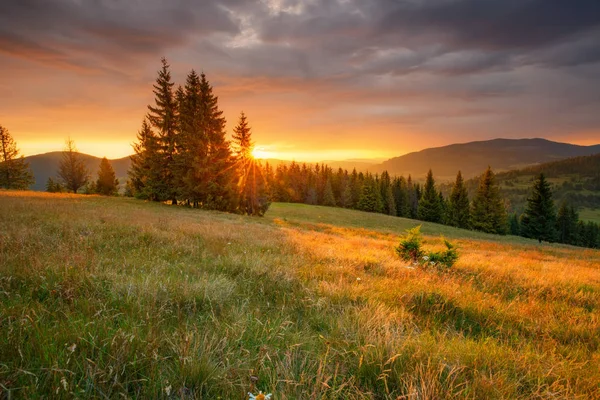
[126,58,269,216]
[264,163,600,249]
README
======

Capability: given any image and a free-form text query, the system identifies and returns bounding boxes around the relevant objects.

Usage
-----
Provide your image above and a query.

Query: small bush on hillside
[396,225,425,263]
[396,226,459,269]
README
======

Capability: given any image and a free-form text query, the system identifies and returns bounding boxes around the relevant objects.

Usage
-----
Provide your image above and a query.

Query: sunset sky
[1,0,600,161]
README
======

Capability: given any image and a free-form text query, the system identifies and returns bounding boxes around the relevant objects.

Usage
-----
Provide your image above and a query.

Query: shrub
[396,225,424,263]
[396,226,459,269]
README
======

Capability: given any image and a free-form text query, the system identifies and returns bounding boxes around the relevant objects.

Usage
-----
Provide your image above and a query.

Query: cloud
[0,0,240,71]
[0,0,599,158]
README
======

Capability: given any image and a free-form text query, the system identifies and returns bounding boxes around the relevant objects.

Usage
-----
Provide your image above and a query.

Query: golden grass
[1,191,599,399]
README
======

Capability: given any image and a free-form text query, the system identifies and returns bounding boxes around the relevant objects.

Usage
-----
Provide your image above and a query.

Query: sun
[251,147,271,159]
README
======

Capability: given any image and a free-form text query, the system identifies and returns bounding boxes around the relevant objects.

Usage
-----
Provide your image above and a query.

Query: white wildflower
[248,391,272,400]
[165,385,172,396]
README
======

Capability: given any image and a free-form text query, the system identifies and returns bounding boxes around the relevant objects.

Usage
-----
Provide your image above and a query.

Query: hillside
[443,153,600,219]
[376,138,600,180]
[24,152,131,191]
[1,192,600,398]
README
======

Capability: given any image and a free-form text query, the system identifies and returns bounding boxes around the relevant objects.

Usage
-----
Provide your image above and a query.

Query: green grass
[266,203,537,244]
[1,192,600,399]
[580,208,600,223]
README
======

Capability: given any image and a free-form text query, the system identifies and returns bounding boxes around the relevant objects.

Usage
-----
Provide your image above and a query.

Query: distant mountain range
[374,138,600,181]
[23,138,600,190]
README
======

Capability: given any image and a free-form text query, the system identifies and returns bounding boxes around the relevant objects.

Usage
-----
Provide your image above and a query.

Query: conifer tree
[46,177,63,193]
[0,125,34,189]
[263,162,276,201]
[392,177,409,217]
[58,138,89,193]
[379,171,394,215]
[339,177,353,208]
[357,175,383,213]
[322,177,336,207]
[147,57,178,204]
[520,173,557,243]
[471,167,507,234]
[385,185,397,216]
[438,191,448,224]
[350,169,362,209]
[448,171,470,228]
[556,201,578,244]
[407,175,419,218]
[418,169,442,222]
[509,213,520,235]
[231,112,269,216]
[189,72,237,211]
[129,119,164,200]
[96,157,119,195]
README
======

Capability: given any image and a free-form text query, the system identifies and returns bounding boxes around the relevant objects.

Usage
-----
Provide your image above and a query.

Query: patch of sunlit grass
[1,191,599,398]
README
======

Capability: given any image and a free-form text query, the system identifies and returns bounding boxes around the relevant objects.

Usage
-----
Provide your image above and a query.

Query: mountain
[375,138,600,181]
[25,152,131,191]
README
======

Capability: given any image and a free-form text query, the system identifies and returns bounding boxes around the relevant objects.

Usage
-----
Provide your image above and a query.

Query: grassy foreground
[1,192,600,399]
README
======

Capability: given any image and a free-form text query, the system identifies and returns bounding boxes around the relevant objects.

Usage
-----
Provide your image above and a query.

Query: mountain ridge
[22,138,600,190]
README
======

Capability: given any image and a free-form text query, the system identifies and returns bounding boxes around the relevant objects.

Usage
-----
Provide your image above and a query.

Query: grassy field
[1,192,600,399]
[580,208,600,224]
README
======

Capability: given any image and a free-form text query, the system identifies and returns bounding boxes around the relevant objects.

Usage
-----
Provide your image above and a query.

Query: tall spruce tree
[357,174,383,213]
[471,167,507,234]
[520,173,557,243]
[129,119,164,200]
[509,213,520,235]
[192,72,236,211]
[176,70,203,204]
[58,138,89,193]
[448,171,470,228]
[147,57,178,204]
[393,176,409,217]
[407,175,419,218]
[556,201,578,245]
[0,125,34,189]
[232,112,270,216]
[96,157,119,195]
[350,169,362,209]
[380,171,395,215]
[385,185,397,216]
[418,169,442,222]
[322,177,336,206]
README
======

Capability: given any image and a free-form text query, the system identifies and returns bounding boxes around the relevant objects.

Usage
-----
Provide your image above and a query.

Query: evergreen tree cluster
[267,164,599,249]
[128,58,269,216]
[513,173,600,248]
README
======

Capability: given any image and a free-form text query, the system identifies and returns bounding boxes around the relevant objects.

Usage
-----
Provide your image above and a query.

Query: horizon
[19,136,600,163]
[2,1,600,161]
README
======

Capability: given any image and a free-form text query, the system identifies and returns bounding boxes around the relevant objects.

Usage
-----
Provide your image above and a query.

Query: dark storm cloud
[0,0,240,70]
[378,0,600,51]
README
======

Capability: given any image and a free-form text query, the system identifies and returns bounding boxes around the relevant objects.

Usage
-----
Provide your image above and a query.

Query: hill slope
[376,138,600,180]
[25,152,131,190]
[441,153,600,218]
[1,193,599,398]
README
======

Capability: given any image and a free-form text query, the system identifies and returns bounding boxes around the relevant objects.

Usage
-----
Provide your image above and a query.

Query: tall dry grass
[1,192,599,399]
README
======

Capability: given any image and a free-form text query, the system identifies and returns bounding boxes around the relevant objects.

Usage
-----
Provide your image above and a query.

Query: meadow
[1,191,599,399]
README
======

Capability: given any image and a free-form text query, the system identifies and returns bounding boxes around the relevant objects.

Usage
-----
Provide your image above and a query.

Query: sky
[1,0,600,161]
